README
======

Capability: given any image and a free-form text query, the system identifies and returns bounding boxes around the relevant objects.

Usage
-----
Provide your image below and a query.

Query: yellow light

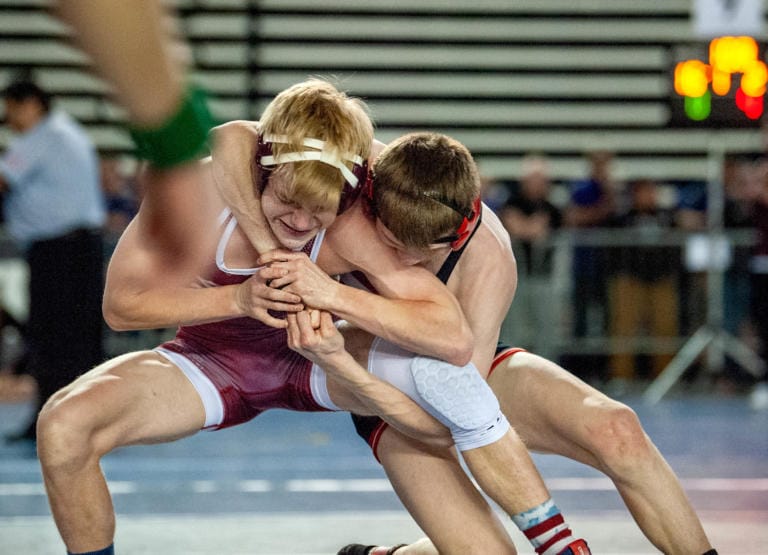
[711,68,731,95]
[741,60,768,97]
[710,36,759,74]
[674,60,710,97]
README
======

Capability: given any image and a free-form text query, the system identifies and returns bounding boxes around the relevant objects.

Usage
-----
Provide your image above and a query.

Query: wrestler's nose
[288,208,314,231]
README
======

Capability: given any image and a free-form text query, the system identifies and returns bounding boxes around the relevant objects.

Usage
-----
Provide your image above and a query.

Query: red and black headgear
[256,134,369,214]
[430,195,482,251]
[363,172,482,251]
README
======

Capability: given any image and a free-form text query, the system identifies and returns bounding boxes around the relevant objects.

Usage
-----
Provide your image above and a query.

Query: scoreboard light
[673,36,767,121]
[674,59,710,97]
[685,90,712,121]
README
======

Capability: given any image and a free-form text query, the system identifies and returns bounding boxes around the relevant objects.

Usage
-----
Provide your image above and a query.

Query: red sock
[523,512,576,554]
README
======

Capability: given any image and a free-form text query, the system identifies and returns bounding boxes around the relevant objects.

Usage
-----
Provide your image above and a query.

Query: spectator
[562,150,618,380]
[499,153,562,355]
[674,180,708,336]
[608,178,680,391]
[0,78,106,442]
[674,158,757,387]
[99,156,139,242]
[721,157,759,387]
[0,307,33,403]
[478,173,510,213]
[748,158,768,410]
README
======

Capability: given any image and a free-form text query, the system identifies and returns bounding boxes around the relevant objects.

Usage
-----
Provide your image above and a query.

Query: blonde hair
[259,78,374,212]
[372,132,480,248]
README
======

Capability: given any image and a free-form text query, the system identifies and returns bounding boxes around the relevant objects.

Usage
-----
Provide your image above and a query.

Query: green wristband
[128,85,216,169]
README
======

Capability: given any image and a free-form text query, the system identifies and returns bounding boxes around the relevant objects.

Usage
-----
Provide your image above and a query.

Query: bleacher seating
[1,0,766,183]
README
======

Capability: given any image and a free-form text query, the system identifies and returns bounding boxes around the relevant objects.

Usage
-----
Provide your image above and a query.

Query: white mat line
[2,476,767,496]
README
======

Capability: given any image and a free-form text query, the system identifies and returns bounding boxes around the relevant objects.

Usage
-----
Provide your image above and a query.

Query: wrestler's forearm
[55,0,186,126]
[103,282,242,331]
[328,283,474,367]
[209,121,281,254]
[323,352,451,447]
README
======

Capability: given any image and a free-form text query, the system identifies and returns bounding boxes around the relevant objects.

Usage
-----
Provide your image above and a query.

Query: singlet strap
[214,208,326,275]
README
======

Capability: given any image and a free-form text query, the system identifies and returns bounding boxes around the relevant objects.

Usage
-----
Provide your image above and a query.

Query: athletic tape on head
[256,134,368,214]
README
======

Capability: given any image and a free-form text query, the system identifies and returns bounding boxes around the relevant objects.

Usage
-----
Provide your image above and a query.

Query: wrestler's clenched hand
[259,250,340,310]
[235,266,304,328]
[286,310,345,365]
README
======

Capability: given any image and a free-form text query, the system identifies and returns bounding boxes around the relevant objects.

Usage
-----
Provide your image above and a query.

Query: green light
[685,91,711,121]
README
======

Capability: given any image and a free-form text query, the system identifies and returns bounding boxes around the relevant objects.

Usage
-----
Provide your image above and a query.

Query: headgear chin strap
[256,133,368,214]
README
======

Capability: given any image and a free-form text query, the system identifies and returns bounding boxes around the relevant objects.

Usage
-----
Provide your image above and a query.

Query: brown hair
[372,132,480,247]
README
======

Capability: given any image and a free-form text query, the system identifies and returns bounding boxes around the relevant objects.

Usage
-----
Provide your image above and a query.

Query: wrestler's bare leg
[488,351,713,555]
[347,327,553,520]
[461,427,551,516]
[377,429,517,555]
[324,349,534,553]
[36,351,206,553]
[335,328,523,554]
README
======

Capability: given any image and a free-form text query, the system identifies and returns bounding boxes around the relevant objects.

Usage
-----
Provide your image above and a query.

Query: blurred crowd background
[0,0,766,411]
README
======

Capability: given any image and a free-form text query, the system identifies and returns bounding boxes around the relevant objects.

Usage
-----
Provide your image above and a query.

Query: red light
[735,87,764,119]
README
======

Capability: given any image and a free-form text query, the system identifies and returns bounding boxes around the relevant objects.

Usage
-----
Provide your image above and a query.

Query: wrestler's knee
[37,384,108,474]
[586,401,653,476]
[410,356,509,451]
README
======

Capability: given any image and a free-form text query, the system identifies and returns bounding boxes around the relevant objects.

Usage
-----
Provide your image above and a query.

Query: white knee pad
[368,338,510,451]
[410,355,510,451]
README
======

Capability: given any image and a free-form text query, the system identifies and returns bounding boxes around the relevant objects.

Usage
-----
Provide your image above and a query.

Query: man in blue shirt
[0,79,106,442]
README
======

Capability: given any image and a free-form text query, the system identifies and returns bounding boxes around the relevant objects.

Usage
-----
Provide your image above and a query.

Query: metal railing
[503,228,760,377]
